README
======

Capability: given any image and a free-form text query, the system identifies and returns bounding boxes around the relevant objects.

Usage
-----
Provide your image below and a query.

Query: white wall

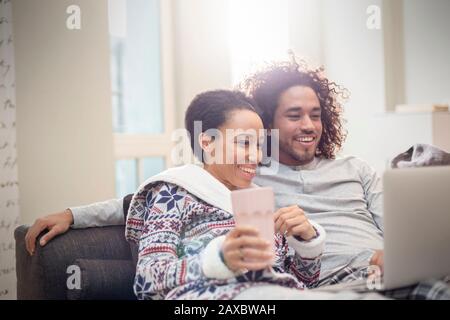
[320,0,392,172]
[288,0,323,67]
[319,0,446,173]
[403,0,450,105]
[13,0,115,225]
[288,0,399,172]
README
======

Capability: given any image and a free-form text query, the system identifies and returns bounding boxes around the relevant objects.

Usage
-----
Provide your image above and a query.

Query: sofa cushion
[66,259,136,300]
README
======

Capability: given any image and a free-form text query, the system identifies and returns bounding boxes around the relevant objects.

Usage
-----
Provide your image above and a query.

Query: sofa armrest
[15,225,133,299]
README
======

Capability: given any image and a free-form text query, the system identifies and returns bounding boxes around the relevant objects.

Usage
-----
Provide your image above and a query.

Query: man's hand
[369,250,384,274]
[222,226,274,272]
[274,205,316,241]
[25,209,74,256]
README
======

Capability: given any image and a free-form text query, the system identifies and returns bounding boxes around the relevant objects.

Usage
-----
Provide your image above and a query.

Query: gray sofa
[14,225,137,300]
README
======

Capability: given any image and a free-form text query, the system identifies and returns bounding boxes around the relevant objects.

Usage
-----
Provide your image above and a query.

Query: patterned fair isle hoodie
[125,165,326,300]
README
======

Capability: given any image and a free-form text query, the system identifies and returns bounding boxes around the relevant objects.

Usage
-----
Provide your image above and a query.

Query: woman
[126,90,326,300]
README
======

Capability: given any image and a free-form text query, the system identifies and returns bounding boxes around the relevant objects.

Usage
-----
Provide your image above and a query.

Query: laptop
[319,166,450,292]
[382,166,450,289]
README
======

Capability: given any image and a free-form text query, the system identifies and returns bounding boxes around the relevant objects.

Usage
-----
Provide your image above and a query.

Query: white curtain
[0,0,19,300]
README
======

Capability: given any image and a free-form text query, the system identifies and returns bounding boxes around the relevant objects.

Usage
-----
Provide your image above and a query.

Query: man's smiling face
[272,85,323,166]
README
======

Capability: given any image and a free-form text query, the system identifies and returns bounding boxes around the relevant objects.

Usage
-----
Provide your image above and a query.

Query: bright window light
[228,0,290,85]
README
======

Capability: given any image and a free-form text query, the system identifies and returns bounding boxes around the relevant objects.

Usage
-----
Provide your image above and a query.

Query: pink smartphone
[231,187,275,263]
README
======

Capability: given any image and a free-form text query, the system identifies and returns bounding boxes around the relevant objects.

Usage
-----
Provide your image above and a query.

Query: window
[115,157,165,198]
[109,0,175,197]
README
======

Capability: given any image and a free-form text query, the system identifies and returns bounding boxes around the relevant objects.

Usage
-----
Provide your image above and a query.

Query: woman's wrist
[219,247,227,265]
[201,236,236,280]
[64,208,74,226]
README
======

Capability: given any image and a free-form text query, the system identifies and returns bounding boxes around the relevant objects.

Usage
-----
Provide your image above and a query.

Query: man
[25,58,450,299]
[241,60,384,282]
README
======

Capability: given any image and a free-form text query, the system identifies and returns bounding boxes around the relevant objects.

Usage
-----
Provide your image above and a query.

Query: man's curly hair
[239,55,348,159]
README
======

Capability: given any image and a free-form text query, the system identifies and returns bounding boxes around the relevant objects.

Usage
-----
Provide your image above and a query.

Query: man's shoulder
[321,155,377,178]
[334,156,380,183]
[332,155,373,168]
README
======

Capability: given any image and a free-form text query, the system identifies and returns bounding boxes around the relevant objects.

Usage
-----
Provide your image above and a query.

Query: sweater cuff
[69,199,125,229]
[201,235,236,280]
[287,221,326,259]
[70,206,92,229]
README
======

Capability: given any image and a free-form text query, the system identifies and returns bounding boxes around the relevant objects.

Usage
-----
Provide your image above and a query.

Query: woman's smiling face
[202,109,265,190]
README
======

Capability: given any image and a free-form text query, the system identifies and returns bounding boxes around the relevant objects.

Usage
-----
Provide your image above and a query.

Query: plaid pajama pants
[317,265,450,300]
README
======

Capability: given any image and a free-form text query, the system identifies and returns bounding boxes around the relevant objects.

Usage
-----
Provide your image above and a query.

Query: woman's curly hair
[239,54,349,159]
